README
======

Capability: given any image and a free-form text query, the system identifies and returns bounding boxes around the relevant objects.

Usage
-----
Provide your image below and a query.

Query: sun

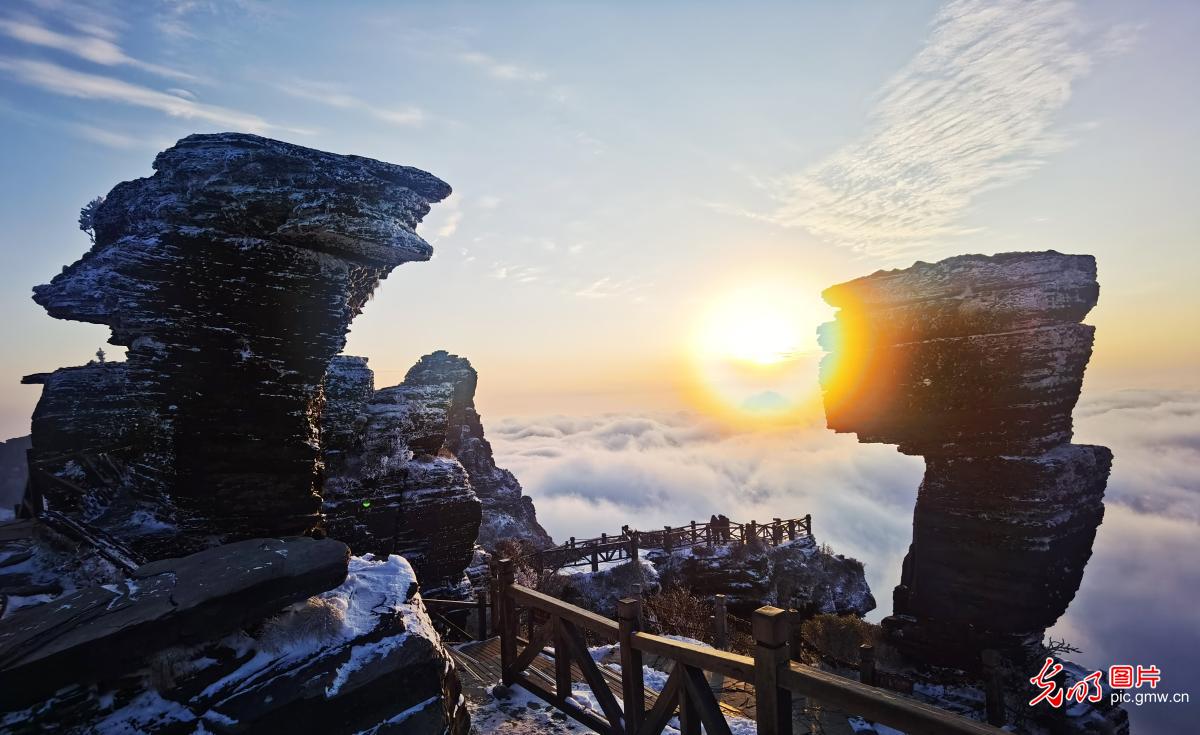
[695,289,801,365]
[685,282,830,422]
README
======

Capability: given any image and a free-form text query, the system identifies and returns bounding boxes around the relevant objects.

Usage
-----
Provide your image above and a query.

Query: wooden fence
[535,515,813,573]
[493,558,1005,735]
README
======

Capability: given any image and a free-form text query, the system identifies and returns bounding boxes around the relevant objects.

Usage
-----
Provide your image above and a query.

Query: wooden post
[859,643,876,686]
[982,649,1006,727]
[618,598,645,733]
[804,513,811,536]
[628,533,639,567]
[554,616,572,701]
[498,558,517,685]
[690,520,697,543]
[748,519,757,546]
[591,546,599,573]
[787,519,796,540]
[753,606,793,735]
[663,525,673,551]
[787,609,803,663]
[679,679,701,735]
[713,594,729,650]
[476,587,488,640]
[488,562,500,636]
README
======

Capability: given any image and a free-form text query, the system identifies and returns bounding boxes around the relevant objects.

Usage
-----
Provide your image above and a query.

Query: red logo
[1031,658,1164,708]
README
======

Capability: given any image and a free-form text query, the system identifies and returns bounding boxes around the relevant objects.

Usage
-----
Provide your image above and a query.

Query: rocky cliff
[4,134,469,732]
[818,251,1110,669]
[322,355,481,596]
[24,133,450,558]
[321,351,550,595]
[563,535,875,621]
[0,538,469,734]
[405,351,553,550]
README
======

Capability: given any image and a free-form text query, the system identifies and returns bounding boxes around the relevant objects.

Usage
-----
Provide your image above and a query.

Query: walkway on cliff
[532,514,813,573]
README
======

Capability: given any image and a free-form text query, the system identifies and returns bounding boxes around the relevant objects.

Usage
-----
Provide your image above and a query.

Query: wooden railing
[535,515,812,573]
[424,595,490,641]
[494,558,1005,735]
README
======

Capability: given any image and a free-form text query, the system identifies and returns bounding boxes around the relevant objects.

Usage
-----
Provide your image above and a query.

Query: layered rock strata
[818,251,1110,668]
[405,351,552,549]
[25,133,450,557]
[0,540,469,734]
[322,354,482,595]
[321,351,550,593]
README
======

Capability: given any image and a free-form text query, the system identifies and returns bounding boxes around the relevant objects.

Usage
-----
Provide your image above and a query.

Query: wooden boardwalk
[534,514,813,573]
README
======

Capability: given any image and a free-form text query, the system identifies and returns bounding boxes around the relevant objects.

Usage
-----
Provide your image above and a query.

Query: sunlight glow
[686,283,831,423]
[696,290,801,365]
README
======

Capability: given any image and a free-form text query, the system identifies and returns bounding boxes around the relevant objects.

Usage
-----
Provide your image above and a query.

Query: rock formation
[0,539,469,733]
[321,350,550,594]
[25,133,451,558]
[406,351,553,550]
[818,251,1111,669]
[556,535,874,621]
[0,436,29,518]
[322,355,480,596]
[652,536,876,619]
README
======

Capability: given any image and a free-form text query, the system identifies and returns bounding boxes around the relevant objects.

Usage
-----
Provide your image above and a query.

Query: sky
[0,1,1197,730]
[0,0,1197,435]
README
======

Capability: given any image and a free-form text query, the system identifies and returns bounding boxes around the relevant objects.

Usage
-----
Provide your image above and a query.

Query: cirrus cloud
[755,0,1136,257]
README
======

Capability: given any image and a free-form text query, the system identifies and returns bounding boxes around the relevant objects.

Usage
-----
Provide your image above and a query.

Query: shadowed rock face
[819,251,1111,669]
[405,352,553,550]
[26,134,450,557]
[0,542,468,734]
[322,351,550,595]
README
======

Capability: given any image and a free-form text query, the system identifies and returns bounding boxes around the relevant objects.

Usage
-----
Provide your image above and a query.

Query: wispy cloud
[68,122,141,149]
[756,0,1130,257]
[0,15,196,82]
[277,79,427,128]
[437,211,463,238]
[0,57,293,133]
[458,51,547,82]
[491,263,545,283]
[574,276,649,301]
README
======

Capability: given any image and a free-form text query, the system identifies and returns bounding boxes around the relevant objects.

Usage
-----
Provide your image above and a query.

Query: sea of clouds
[490,388,1200,732]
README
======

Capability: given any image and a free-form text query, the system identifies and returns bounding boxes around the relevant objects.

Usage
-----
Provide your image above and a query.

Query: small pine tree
[96,348,106,364]
[78,196,104,243]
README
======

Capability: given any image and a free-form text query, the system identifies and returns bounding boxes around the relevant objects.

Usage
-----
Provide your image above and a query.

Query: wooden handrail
[533,514,814,573]
[781,662,1002,735]
[630,630,754,682]
[510,584,620,637]
[496,566,1007,735]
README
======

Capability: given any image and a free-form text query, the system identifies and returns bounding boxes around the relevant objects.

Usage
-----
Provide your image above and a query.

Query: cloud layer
[491,389,1200,732]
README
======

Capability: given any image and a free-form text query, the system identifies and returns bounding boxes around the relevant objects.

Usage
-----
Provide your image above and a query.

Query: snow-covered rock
[0,545,469,734]
[651,535,875,618]
[322,355,482,596]
[321,350,552,595]
[24,133,451,559]
[405,351,553,550]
